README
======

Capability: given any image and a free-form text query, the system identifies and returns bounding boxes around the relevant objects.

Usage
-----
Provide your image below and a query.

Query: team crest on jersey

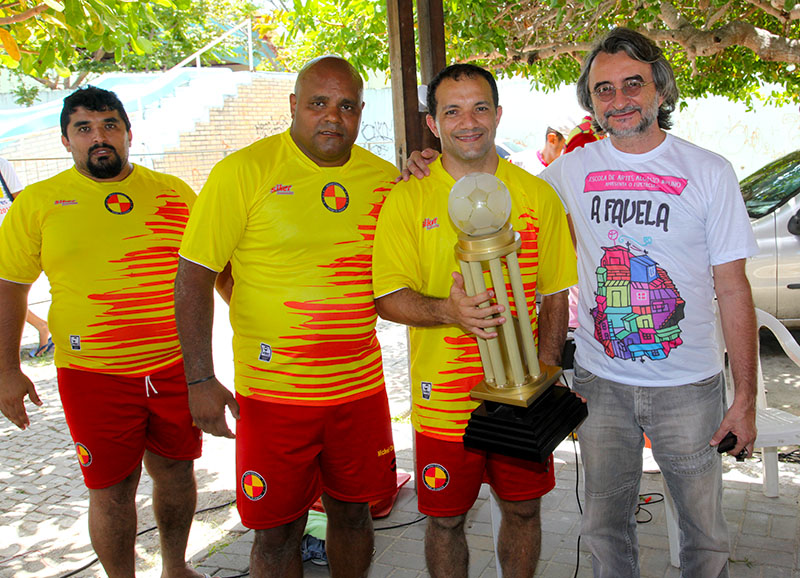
[241,470,267,501]
[75,442,92,467]
[104,192,133,215]
[321,182,349,213]
[422,463,449,491]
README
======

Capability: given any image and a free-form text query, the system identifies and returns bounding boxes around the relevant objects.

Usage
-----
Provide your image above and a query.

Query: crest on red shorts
[241,470,267,501]
[422,463,449,491]
[75,442,92,467]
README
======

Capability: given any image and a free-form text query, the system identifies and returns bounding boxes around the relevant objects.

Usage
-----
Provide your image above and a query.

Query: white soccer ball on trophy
[448,172,512,236]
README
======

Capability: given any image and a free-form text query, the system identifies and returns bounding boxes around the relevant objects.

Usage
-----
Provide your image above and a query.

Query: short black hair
[426,64,499,119]
[61,86,131,137]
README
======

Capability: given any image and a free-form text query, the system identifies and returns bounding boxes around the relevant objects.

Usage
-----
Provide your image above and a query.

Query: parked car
[743,150,800,327]
[494,139,542,172]
[495,139,525,162]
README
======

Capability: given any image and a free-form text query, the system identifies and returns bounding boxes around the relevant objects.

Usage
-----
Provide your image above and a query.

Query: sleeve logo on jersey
[70,335,81,350]
[421,381,432,400]
[104,192,134,215]
[241,470,267,500]
[422,463,449,491]
[75,442,92,467]
[259,343,272,362]
[321,182,349,213]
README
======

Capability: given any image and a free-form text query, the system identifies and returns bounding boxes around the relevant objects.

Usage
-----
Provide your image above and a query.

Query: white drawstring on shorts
[145,375,159,397]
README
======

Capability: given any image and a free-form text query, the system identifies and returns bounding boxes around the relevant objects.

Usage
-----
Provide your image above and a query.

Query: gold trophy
[449,173,587,462]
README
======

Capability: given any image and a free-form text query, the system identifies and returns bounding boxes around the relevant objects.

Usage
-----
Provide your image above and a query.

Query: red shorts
[415,431,555,517]
[57,361,202,490]
[235,391,397,529]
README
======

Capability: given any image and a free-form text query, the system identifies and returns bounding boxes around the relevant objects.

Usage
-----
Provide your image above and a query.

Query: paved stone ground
[2,288,800,578]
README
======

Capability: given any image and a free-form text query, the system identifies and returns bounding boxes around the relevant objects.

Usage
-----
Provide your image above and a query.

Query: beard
[598,98,659,138]
[86,144,125,179]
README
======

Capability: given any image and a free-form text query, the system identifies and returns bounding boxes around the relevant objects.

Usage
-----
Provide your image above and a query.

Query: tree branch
[744,0,799,22]
[648,19,800,63]
[704,1,732,29]
[0,3,48,25]
[30,76,58,89]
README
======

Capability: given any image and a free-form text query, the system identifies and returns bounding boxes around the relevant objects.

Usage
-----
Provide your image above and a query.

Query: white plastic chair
[664,307,800,567]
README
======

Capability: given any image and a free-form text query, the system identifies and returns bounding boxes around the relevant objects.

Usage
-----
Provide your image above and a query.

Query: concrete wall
[150,73,295,192]
[1,72,297,193]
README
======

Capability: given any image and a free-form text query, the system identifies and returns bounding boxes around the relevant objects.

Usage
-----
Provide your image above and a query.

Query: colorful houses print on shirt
[591,240,685,362]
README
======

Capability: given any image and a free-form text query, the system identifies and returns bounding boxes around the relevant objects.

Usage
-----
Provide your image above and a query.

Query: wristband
[187,375,215,386]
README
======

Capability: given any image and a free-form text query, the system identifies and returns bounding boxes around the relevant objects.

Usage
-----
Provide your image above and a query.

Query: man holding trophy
[372,64,577,577]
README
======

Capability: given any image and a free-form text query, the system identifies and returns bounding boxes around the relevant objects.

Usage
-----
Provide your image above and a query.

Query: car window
[740,150,800,219]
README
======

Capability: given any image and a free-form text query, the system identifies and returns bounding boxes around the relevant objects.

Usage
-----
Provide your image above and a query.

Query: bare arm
[537,290,569,366]
[374,272,506,339]
[0,279,41,429]
[214,262,233,305]
[710,259,757,457]
[175,257,239,438]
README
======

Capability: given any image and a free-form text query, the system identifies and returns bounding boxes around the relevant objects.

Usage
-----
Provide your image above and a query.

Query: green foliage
[12,82,40,107]
[0,0,259,87]
[265,0,800,104]
[259,0,390,78]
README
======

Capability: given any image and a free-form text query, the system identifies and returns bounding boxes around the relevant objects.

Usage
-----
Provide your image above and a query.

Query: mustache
[318,123,342,133]
[88,143,117,155]
[605,105,640,119]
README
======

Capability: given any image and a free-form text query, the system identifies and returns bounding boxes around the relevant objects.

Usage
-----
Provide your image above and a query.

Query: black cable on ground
[572,432,583,578]
[634,492,664,525]
[374,515,427,531]
[57,499,238,578]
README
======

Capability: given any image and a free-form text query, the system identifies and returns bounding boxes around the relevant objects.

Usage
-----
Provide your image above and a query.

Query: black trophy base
[463,384,588,462]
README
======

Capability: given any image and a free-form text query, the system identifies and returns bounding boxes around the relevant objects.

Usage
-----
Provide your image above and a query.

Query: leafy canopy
[1,0,258,90]
[263,0,800,105]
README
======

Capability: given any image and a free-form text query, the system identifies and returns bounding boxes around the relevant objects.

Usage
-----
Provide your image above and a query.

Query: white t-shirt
[0,158,23,223]
[542,133,758,387]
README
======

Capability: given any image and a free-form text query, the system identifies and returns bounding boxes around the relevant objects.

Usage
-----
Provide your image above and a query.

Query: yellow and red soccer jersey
[0,165,195,376]
[373,159,577,441]
[180,130,397,405]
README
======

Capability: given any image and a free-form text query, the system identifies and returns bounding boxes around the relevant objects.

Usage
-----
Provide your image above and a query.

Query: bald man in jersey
[175,56,398,577]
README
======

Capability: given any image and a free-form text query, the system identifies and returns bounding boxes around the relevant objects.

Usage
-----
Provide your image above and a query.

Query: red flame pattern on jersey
[72,193,189,375]
[245,192,390,405]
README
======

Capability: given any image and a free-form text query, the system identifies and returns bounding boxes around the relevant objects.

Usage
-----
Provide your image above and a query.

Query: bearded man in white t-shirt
[540,27,758,578]
[404,26,758,577]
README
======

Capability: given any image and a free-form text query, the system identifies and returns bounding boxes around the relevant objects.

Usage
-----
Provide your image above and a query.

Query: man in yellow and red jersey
[0,87,206,578]
[175,56,398,577]
[372,64,576,577]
